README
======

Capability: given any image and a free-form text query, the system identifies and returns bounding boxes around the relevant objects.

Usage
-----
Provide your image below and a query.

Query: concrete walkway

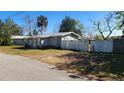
[0,53,85,81]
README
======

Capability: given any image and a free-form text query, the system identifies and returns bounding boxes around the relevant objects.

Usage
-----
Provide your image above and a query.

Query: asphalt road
[0,53,85,81]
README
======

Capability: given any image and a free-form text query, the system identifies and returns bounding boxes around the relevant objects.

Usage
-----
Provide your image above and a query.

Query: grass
[0,45,74,65]
[0,45,124,80]
[0,45,72,55]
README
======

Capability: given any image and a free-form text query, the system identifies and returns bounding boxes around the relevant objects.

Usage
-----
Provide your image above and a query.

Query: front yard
[0,45,124,80]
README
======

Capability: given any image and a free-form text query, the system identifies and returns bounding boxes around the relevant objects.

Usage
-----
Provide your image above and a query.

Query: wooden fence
[113,38,124,53]
[25,38,124,53]
[61,40,113,53]
[90,40,113,53]
[61,40,89,51]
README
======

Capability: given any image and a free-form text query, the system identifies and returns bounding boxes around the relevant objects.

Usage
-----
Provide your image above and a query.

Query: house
[25,32,82,48]
[11,35,30,45]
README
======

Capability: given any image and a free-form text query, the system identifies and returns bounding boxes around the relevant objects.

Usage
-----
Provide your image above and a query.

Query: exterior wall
[25,34,80,49]
[25,37,61,48]
[49,37,61,48]
[12,39,25,45]
[25,38,36,48]
[62,36,76,40]
[90,40,113,53]
[26,38,32,46]
[42,38,50,47]
[62,34,79,40]
[32,39,37,48]
[61,34,80,50]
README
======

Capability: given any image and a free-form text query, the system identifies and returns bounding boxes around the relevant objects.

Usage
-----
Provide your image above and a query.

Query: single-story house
[11,35,30,45]
[25,32,82,48]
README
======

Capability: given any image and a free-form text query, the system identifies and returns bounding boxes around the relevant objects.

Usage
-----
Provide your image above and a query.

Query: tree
[0,19,5,45]
[0,18,20,45]
[24,15,32,35]
[37,15,48,34]
[22,15,48,36]
[59,16,84,36]
[95,34,103,40]
[5,18,21,35]
[91,12,117,40]
[23,15,37,36]
[115,11,124,36]
[0,19,12,45]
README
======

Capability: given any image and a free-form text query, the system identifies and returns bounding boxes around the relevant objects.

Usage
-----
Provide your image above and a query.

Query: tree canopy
[22,15,48,36]
[0,18,21,45]
[115,11,124,35]
[5,18,21,35]
[59,16,84,36]
[37,15,48,35]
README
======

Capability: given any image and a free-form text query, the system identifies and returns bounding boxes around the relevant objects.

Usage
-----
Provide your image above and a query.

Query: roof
[48,32,80,37]
[11,35,30,39]
[11,32,82,39]
[29,32,82,39]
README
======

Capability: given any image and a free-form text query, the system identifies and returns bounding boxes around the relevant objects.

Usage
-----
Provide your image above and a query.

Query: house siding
[12,39,25,45]
[49,36,61,48]
[62,33,79,40]
[25,32,81,49]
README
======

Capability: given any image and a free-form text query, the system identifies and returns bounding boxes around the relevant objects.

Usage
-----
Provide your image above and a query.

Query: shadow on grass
[12,46,32,50]
[55,52,124,80]
[12,46,62,50]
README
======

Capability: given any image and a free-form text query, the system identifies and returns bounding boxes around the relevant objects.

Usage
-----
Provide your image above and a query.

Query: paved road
[0,53,85,81]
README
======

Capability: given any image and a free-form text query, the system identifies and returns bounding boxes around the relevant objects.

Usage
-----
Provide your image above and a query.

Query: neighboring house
[25,32,82,48]
[11,35,30,45]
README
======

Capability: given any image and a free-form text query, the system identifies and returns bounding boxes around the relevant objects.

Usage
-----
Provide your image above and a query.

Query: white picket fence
[61,40,89,51]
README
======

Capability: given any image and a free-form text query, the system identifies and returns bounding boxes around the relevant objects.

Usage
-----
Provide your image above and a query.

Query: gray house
[11,35,30,45]
[25,32,82,48]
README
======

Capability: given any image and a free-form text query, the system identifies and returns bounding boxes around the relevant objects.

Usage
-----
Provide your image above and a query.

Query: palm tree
[37,15,48,34]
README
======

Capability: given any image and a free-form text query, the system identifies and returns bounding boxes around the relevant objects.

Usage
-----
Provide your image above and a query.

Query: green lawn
[0,45,124,80]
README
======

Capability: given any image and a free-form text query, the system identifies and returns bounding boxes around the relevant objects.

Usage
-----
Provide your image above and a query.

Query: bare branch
[91,19,105,40]
[91,12,117,40]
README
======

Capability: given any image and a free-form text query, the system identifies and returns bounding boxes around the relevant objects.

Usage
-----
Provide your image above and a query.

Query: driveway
[0,53,86,81]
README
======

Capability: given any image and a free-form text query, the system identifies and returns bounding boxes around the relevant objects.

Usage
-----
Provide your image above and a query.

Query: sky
[0,11,122,36]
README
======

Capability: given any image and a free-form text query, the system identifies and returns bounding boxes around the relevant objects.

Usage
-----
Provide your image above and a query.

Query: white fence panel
[91,40,113,52]
[61,40,89,51]
[81,40,89,52]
